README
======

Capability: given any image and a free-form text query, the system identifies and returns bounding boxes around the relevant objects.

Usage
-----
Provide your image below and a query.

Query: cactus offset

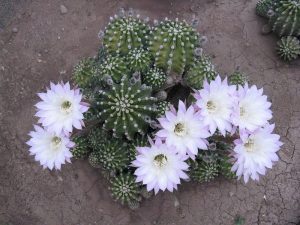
[126,48,152,72]
[97,55,129,83]
[184,56,217,89]
[269,0,300,36]
[103,15,150,55]
[229,71,249,86]
[88,127,109,149]
[149,18,199,75]
[189,155,219,182]
[96,77,157,139]
[143,67,167,90]
[93,140,128,172]
[71,135,91,159]
[88,151,102,168]
[73,58,97,89]
[277,36,300,61]
[110,172,141,205]
[156,101,171,117]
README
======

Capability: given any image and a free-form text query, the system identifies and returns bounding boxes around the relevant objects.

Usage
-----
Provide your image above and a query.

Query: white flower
[27,125,74,170]
[156,100,210,159]
[132,138,189,194]
[231,84,272,132]
[231,124,283,183]
[35,82,89,135]
[194,75,236,136]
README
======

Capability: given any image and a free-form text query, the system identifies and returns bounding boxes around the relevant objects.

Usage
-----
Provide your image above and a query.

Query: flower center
[153,154,168,168]
[207,100,217,112]
[61,100,72,114]
[174,122,187,136]
[244,139,255,152]
[51,136,62,150]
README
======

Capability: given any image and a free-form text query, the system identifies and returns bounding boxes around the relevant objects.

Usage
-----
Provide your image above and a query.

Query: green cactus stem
[71,135,91,159]
[229,71,249,86]
[142,67,167,90]
[126,48,152,72]
[277,36,300,61]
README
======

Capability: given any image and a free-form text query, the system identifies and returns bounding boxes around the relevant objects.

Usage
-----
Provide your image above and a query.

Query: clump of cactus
[95,77,157,140]
[149,18,199,75]
[277,36,300,61]
[184,55,217,89]
[256,0,300,61]
[103,14,150,56]
[109,173,141,206]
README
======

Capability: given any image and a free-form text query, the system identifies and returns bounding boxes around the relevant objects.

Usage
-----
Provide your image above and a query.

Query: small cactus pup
[95,77,157,140]
[277,36,300,61]
[142,67,167,90]
[126,48,152,73]
[92,139,129,172]
[269,0,300,37]
[156,101,171,117]
[97,55,129,83]
[184,55,217,89]
[88,127,109,149]
[109,172,141,207]
[149,18,199,75]
[73,57,97,89]
[229,71,249,86]
[71,135,91,159]
[256,0,278,18]
[103,14,150,56]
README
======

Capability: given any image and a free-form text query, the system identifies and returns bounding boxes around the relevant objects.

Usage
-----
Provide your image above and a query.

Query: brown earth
[0,0,299,224]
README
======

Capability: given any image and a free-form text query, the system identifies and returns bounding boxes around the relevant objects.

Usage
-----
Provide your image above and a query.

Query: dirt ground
[0,0,299,224]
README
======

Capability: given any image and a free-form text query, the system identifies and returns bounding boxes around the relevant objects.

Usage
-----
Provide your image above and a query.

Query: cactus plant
[95,77,157,140]
[156,101,171,117]
[110,172,141,205]
[142,67,167,90]
[189,156,219,182]
[73,58,97,89]
[92,140,128,172]
[103,15,150,56]
[277,36,300,61]
[229,71,249,86]
[184,56,217,89]
[88,127,109,149]
[71,135,90,159]
[97,55,129,83]
[126,48,152,72]
[149,18,199,75]
[88,151,102,168]
[269,0,300,37]
[256,0,278,18]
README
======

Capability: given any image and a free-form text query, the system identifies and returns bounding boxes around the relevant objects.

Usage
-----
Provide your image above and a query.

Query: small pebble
[12,27,18,33]
[60,5,68,14]
[261,24,272,35]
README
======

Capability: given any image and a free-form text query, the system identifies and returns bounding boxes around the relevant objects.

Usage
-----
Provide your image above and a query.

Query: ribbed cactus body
[71,135,90,159]
[103,16,150,55]
[256,0,278,18]
[143,67,167,90]
[149,18,199,75]
[189,156,219,182]
[277,36,300,61]
[156,101,171,117]
[126,48,152,72]
[184,56,217,89]
[98,55,129,83]
[229,71,249,86]
[110,173,141,205]
[96,78,157,139]
[88,127,109,149]
[73,58,97,89]
[269,0,300,36]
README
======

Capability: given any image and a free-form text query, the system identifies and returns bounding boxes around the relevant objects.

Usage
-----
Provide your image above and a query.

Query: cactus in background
[103,15,150,56]
[142,67,167,90]
[93,140,128,172]
[73,58,97,89]
[126,48,152,72]
[269,0,300,37]
[149,18,199,75]
[110,172,141,205]
[156,101,171,117]
[97,55,129,83]
[71,135,91,159]
[256,0,277,18]
[127,135,149,162]
[184,56,217,89]
[277,36,300,61]
[95,77,157,140]
[229,71,249,86]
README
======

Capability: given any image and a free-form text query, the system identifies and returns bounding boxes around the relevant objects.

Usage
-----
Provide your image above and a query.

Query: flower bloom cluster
[27,82,89,170]
[132,75,282,192]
